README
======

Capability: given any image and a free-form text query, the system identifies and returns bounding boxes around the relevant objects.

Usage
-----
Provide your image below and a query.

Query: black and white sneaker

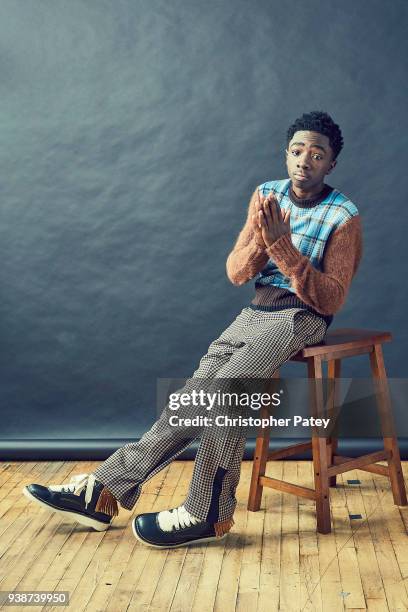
[23,473,118,531]
[132,504,234,548]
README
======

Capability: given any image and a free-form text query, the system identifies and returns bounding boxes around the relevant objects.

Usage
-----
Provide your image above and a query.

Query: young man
[23,111,362,548]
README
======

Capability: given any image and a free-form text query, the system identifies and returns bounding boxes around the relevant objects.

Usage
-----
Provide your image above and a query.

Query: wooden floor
[0,460,407,612]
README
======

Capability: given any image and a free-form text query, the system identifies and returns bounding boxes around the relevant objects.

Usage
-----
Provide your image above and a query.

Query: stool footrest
[328,450,391,477]
[259,475,316,501]
[267,441,312,461]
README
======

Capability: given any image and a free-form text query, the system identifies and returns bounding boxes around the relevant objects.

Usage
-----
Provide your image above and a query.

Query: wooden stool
[247,329,407,534]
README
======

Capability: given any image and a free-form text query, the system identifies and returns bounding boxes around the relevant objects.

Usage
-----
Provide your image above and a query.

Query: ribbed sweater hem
[250,286,333,327]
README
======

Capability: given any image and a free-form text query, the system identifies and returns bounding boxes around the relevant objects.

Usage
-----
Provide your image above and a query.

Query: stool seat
[247,327,407,534]
[291,328,392,360]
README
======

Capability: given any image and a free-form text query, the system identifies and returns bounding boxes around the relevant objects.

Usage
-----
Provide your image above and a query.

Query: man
[23,111,362,548]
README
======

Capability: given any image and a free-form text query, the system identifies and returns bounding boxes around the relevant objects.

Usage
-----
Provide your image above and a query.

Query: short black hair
[286,111,344,159]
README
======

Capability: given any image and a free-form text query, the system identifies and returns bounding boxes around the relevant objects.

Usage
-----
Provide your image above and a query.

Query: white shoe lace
[49,473,96,509]
[157,504,203,532]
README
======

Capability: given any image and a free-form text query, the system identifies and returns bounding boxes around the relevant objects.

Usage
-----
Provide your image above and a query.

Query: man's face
[286,130,337,191]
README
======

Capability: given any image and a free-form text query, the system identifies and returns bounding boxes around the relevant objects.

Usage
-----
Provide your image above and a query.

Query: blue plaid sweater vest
[250,178,360,327]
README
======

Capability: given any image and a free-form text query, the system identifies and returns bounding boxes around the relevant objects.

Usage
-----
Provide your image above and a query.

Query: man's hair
[286,111,344,159]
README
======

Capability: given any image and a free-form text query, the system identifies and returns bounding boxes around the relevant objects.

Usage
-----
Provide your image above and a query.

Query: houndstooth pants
[93,306,327,523]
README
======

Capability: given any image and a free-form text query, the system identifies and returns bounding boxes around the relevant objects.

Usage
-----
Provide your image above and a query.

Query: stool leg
[247,403,270,511]
[309,356,331,534]
[327,359,341,487]
[247,371,279,512]
[370,344,407,506]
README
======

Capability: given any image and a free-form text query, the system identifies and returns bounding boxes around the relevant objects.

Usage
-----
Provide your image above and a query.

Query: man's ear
[327,159,337,174]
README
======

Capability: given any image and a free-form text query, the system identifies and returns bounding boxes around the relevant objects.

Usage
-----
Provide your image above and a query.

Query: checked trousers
[93,306,327,523]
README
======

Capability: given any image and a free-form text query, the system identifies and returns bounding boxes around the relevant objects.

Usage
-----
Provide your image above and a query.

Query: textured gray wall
[0,0,407,445]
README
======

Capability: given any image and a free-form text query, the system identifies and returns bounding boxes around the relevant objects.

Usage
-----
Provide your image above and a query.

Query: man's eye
[291,150,300,156]
[313,154,322,160]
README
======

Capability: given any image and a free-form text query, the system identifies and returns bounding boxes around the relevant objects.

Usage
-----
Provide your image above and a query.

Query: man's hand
[251,190,267,247]
[256,191,291,248]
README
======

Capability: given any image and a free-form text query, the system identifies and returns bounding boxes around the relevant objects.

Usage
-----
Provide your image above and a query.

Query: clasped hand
[251,190,291,248]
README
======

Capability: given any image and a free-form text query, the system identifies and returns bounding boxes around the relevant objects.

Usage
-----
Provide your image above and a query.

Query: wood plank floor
[0,460,407,612]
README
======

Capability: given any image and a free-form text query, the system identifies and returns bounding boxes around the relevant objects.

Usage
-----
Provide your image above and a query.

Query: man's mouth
[294,172,309,180]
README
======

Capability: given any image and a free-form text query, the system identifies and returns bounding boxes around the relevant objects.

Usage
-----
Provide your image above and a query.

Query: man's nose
[297,154,310,169]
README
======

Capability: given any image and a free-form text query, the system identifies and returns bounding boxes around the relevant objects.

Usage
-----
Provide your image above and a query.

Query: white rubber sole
[131,518,226,549]
[22,486,111,532]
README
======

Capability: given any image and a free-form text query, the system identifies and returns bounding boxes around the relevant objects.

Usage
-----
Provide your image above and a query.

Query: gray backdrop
[1,0,407,457]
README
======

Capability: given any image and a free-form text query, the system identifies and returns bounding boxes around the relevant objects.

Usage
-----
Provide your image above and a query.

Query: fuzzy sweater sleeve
[264,215,363,315]
[226,187,269,285]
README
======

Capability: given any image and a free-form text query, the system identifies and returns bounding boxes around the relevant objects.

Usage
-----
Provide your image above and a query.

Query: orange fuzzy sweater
[226,186,363,318]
